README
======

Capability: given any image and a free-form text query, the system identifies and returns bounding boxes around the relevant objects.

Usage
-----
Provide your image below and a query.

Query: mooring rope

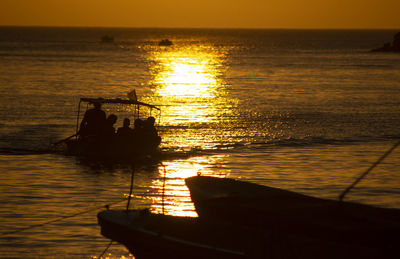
[0,199,126,237]
[98,240,114,259]
[161,162,167,215]
[339,139,400,201]
[126,164,135,211]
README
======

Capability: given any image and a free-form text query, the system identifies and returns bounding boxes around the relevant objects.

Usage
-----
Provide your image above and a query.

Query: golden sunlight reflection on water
[139,45,234,217]
[149,155,228,217]
[147,45,229,125]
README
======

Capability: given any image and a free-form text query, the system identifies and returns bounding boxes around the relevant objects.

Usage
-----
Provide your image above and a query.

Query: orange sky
[0,0,399,29]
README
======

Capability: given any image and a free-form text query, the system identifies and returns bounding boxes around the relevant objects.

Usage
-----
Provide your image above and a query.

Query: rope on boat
[339,139,400,201]
[161,162,167,215]
[98,240,113,259]
[126,164,135,211]
[0,199,126,237]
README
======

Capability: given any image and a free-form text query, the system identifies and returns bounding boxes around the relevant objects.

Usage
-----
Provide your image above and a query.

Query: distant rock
[371,32,400,52]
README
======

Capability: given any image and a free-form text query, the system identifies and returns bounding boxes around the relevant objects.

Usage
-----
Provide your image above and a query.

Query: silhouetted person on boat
[132,118,144,133]
[131,118,145,151]
[117,118,134,143]
[117,118,134,137]
[143,116,161,149]
[116,118,135,155]
[130,117,160,153]
[79,102,106,138]
[103,114,118,137]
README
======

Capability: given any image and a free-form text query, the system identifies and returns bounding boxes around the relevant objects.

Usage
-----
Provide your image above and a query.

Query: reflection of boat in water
[98,175,400,258]
[65,96,161,161]
[185,176,400,258]
[158,39,173,46]
[101,35,114,43]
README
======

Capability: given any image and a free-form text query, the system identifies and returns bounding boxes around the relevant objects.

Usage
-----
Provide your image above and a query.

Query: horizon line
[0,25,399,31]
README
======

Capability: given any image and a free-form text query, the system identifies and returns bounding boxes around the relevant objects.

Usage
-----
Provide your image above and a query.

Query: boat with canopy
[63,92,162,161]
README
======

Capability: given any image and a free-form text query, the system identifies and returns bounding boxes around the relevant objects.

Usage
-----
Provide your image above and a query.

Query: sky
[0,0,399,29]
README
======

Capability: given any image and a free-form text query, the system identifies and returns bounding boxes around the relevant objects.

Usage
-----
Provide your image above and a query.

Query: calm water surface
[0,27,400,258]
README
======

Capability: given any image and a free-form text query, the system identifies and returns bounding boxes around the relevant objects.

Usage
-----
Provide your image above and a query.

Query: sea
[0,27,399,258]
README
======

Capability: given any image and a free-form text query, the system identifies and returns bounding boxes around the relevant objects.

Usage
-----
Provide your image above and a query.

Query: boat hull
[98,209,387,259]
[65,138,160,162]
[185,176,400,258]
[98,209,248,259]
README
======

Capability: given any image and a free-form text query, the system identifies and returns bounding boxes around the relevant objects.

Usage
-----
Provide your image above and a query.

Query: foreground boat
[97,176,399,258]
[185,176,400,258]
[98,209,249,259]
[98,208,379,259]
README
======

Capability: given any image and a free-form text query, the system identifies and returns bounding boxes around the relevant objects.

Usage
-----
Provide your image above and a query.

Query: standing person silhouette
[79,102,106,138]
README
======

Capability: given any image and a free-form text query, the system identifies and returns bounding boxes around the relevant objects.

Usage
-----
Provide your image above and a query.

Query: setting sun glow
[1,0,399,29]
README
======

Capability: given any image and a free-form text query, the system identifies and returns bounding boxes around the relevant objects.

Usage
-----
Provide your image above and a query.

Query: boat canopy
[74,97,161,135]
[80,97,160,110]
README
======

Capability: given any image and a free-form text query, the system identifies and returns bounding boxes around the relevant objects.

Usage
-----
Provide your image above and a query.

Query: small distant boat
[185,176,400,258]
[101,35,114,43]
[158,39,173,46]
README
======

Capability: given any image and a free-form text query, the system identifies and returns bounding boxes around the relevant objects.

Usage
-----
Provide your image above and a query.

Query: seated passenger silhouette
[79,102,106,138]
[132,118,145,151]
[117,118,134,137]
[116,118,134,154]
[103,114,118,137]
[143,116,161,150]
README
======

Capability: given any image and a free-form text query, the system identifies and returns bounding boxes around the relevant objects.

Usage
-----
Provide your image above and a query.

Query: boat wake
[247,135,400,148]
[0,147,56,155]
